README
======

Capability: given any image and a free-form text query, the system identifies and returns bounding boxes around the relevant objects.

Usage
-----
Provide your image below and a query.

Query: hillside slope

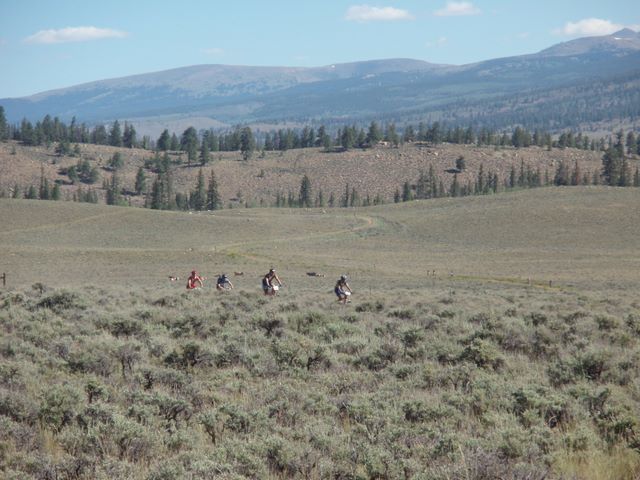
[0,141,610,209]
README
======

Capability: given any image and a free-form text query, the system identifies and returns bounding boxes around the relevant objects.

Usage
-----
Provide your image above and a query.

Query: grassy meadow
[1,187,640,479]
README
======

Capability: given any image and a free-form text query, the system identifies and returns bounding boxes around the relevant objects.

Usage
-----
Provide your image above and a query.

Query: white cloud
[345,5,414,22]
[434,2,480,17]
[555,18,623,36]
[25,26,128,44]
[426,37,448,48]
[516,32,530,39]
[554,18,640,37]
[202,47,224,56]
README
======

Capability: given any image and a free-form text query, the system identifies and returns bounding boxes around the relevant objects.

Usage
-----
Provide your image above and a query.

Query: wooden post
[1,273,5,287]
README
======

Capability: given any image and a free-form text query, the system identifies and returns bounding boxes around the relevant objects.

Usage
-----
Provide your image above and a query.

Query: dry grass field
[1,186,638,290]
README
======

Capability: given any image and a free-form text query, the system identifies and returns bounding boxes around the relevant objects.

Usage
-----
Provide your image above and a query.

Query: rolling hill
[2,30,640,134]
[1,187,639,289]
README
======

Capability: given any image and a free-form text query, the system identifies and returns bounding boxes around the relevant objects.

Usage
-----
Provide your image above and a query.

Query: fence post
[1,273,5,287]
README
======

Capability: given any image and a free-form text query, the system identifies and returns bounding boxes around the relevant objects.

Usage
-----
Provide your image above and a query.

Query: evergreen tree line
[5,106,640,160]
[392,154,640,205]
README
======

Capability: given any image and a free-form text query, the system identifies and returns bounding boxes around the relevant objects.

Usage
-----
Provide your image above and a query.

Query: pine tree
[67,165,79,184]
[170,133,179,151]
[122,122,137,148]
[135,167,146,195]
[200,139,210,165]
[403,125,416,143]
[428,164,436,198]
[240,127,255,161]
[342,183,350,207]
[26,184,38,199]
[450,174,460,197]
[206,170,221,210]
[150,177,162,209]
[476,163,485,194]
[298,174,312,208]
[109,120,123,147]
[0,106,8,142]
[402,181,412,202]
[602,131,625,186]
[341,127,355,150]
[192,168,206,211]
[416,171,426,199]
[366,121,382,145]
[51,183,61,200]
[109,152,124,170]
[554,161,569,186]
[157,129,171,151]
[350,187,359,207]
[92,125,108,145]
[626,131,636,155]
[620,157,631,187]
[106,172,122,205]
[88,167,100,184]
[385,123,399,147]
[39,164,47,200]
[570,160,581,186]
[181,127,198,166]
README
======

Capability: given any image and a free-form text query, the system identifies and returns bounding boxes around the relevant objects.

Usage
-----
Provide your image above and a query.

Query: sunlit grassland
[1,186,638,291]
[1,186,640,478]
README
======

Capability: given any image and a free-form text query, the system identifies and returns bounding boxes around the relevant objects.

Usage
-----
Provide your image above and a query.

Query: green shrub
[511,387,572,429]
[595,314,620,331]
[526,311,548,326]
[402,401,446,423]
[264,437,297,476]
[0,389,38,423]
[626,314,640,336]
[147,459,186,480]
[36,290,87,313]
[574,350,609,381]
[355,300,384,313]
[437,309,456,319]
[219,404,253,434]
[357,342,399,371]
[270,339,304,370]
[459,339,504,370]
[164,342,213,369]
[547,359,578,386]
[389,308,416,320]
[290,310,328,334]
[255,313,284,337]
[214,342,248,369]
[38,383,83,432]
[66,349,113,376]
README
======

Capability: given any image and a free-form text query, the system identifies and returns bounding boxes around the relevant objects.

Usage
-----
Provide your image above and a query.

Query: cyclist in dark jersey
[262,268,282,296]
[216,273,234,291]
[334,275,352,304]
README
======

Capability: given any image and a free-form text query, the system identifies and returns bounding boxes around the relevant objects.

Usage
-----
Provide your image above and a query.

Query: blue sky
[0,0,638,98]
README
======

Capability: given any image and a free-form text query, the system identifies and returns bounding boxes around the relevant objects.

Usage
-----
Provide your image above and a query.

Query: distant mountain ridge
[2,30,640,134]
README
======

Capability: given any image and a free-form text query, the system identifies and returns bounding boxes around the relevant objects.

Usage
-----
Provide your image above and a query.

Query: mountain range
[2,29,640,135]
